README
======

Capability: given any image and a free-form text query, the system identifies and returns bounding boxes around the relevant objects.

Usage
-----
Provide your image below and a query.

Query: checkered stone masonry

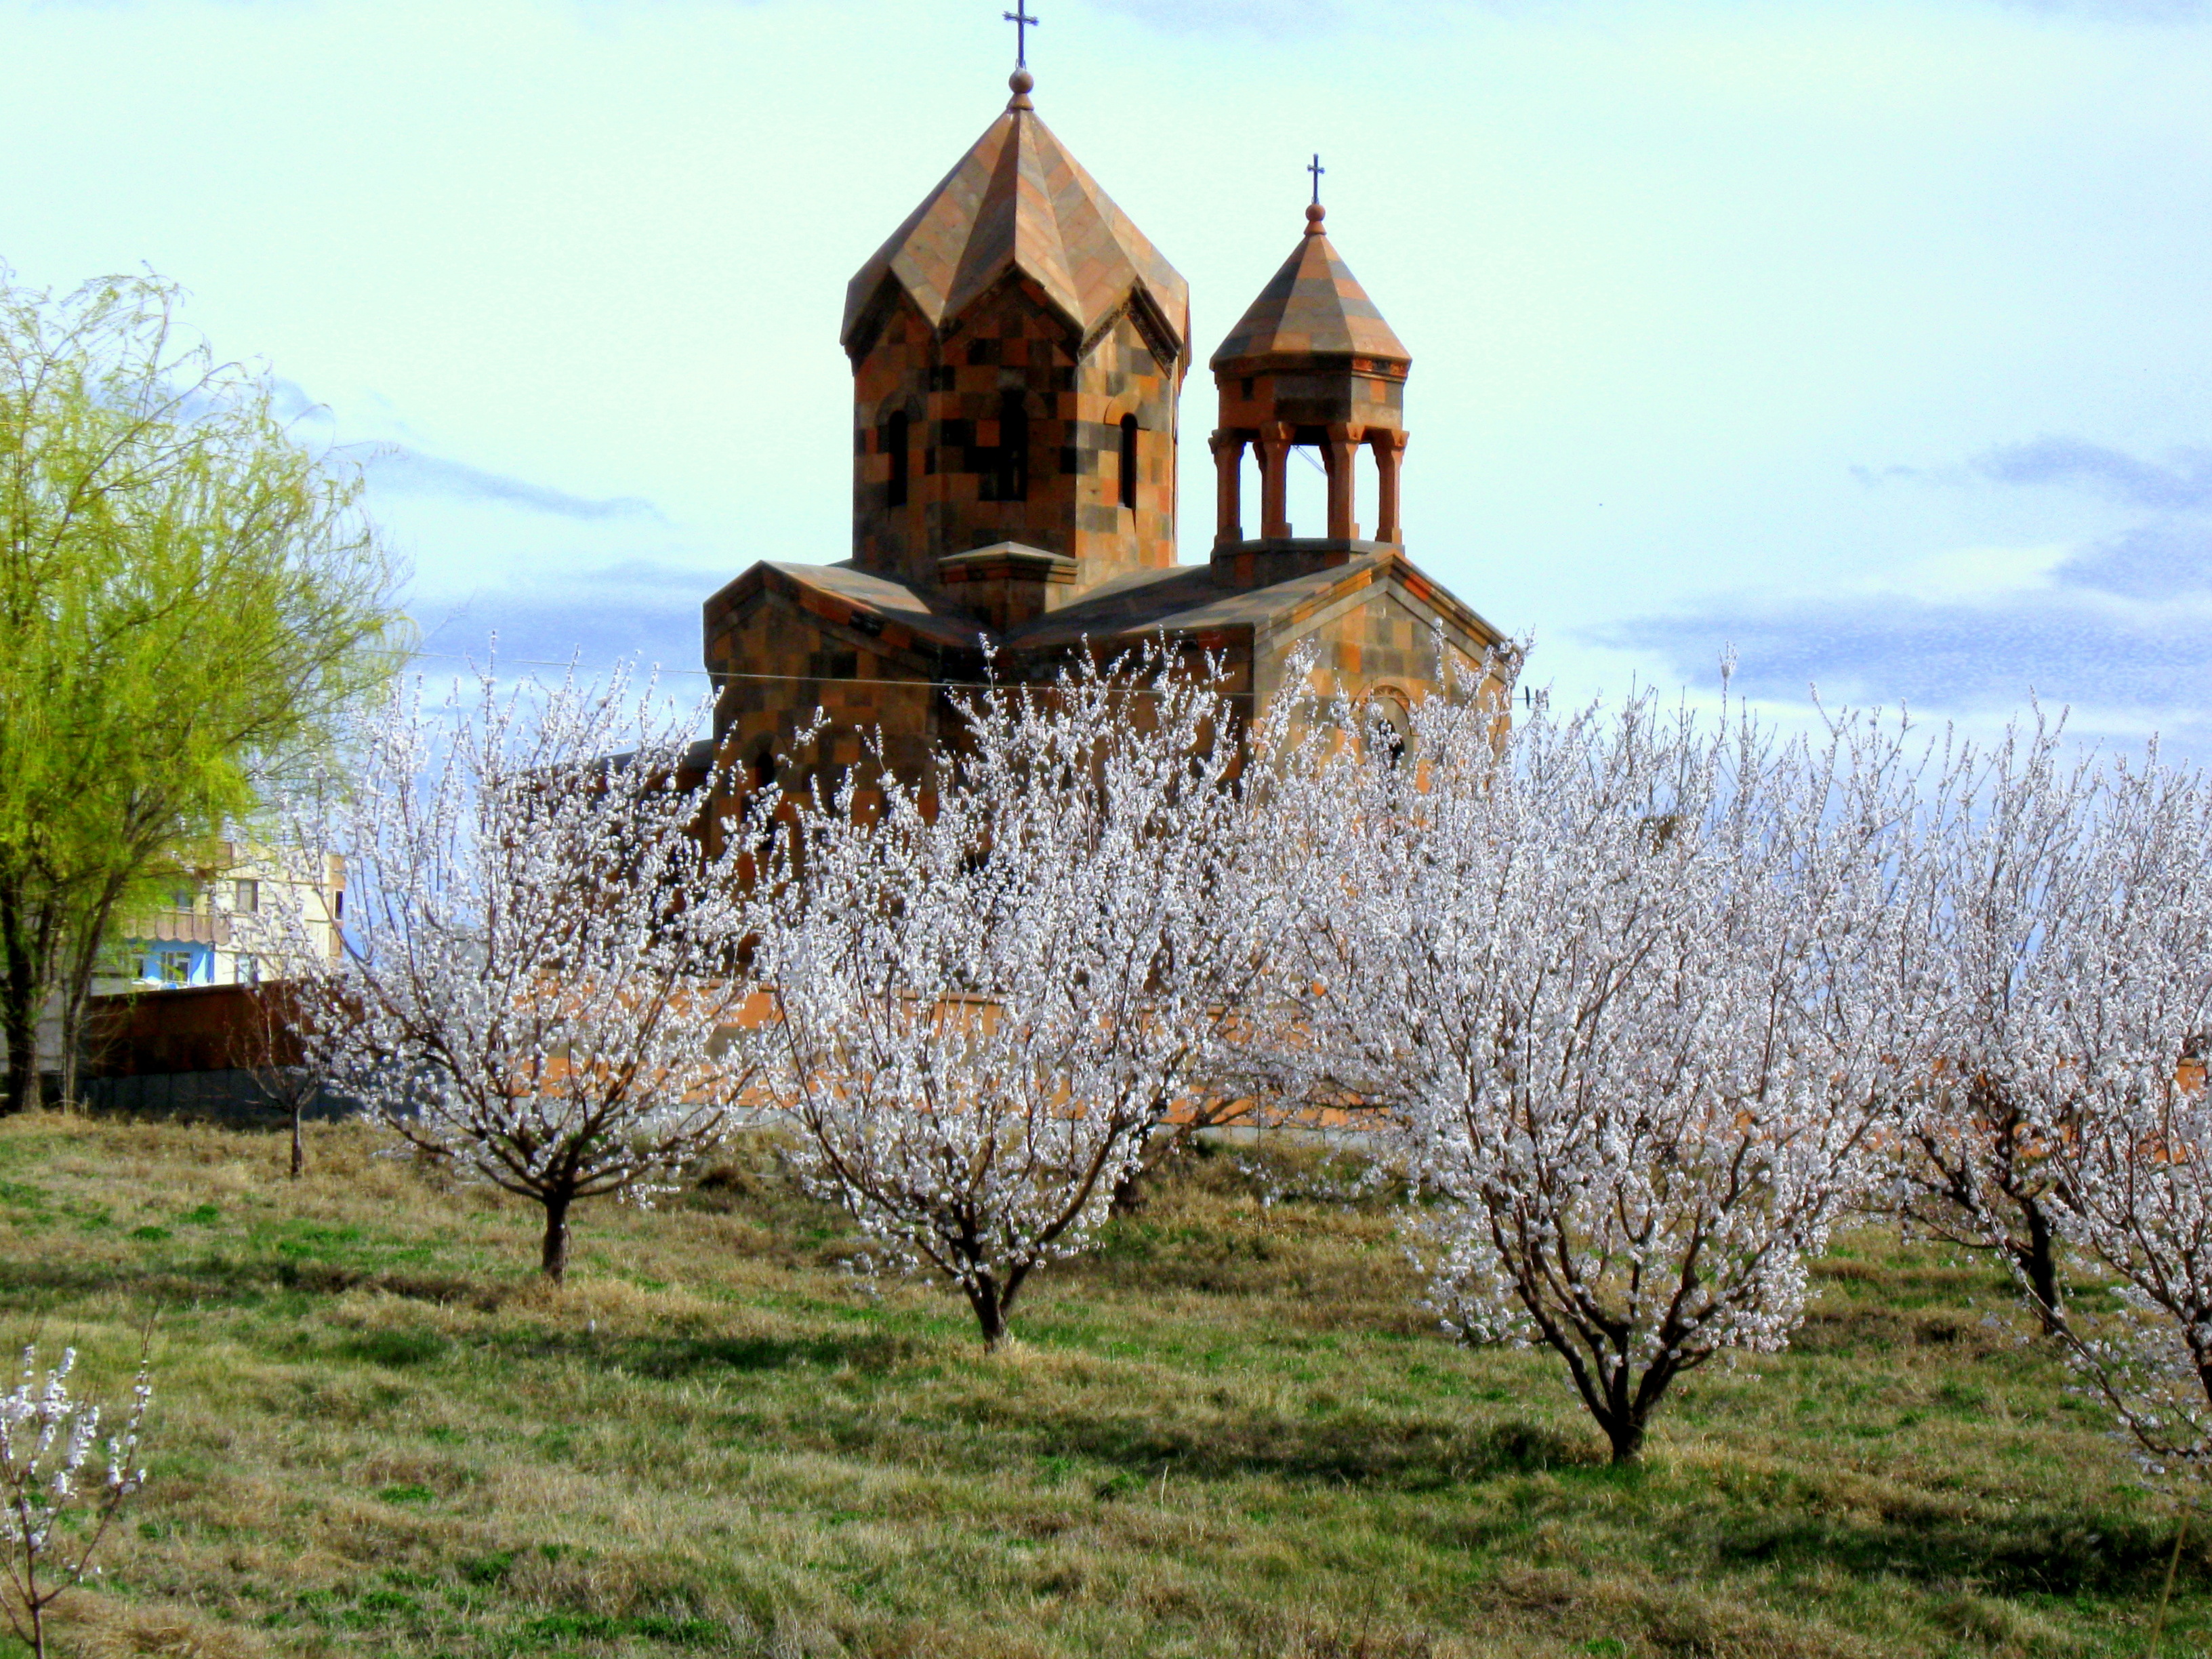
[840,81,1190,602]
[853,279,1179,593]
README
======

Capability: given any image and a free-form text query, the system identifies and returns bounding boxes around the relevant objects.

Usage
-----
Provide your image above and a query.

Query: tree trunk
[1605,1412,1645,1465]
[53,933,88,1111]
[2015,1196,2067,1336]
[1112,1113,1204,1216]
[53,968,90,1115]
[0,885,49,1117]
[0,991,37,1117]
[54,878,128,1114]
[966,1279,1010,1350]
[290,1100,306,1180]
[539,1191,572,1281]
[1108,1160,1149,1217]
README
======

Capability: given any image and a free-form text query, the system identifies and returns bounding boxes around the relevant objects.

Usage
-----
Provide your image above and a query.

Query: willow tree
[0,270,405,1110]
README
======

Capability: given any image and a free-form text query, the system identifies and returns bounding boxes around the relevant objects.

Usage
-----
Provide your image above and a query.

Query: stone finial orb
[1305,201,1327,234]
[1010,68,1036,96]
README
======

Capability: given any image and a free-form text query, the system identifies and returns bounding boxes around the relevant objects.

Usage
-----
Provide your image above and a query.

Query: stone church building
[700,66,1505,806]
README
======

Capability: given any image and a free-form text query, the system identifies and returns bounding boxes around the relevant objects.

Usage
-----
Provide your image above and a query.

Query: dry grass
[0,1111,2198,1657]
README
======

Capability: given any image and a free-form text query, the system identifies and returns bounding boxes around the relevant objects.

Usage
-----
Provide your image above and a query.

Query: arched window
[886,411,909,508]
[1362,693,1410,767]
[1119,414,1139,510]
[989,390,1028,503]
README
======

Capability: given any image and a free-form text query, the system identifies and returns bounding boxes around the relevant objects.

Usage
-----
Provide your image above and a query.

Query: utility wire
[407,651,1238,695]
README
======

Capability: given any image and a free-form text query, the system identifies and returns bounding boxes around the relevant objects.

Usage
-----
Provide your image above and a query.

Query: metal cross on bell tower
[1308,153,1326,206]
[1004,3,1038,69]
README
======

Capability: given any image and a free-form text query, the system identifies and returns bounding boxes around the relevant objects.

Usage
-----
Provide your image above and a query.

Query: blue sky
[7,0,2212,741]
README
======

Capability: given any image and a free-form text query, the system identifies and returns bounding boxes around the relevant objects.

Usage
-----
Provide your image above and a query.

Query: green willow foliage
[0,270,407,1111]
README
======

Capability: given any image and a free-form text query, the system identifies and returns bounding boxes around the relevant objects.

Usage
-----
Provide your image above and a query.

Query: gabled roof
[704,560,988,659]
[1002,550,1504,655]
[1210,207,1410,371]
[841,80,1190,365]
[706,552,1503,666]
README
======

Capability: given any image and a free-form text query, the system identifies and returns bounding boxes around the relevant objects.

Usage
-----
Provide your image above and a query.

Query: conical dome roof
[842,83,1190,366]
[1210,209,1408,371]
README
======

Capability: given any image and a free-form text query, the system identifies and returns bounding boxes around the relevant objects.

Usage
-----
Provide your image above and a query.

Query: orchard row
[245,651,2212,1476]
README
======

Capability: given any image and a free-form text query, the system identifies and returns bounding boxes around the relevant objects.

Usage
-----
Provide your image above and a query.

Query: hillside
[0,1113,2193,1658]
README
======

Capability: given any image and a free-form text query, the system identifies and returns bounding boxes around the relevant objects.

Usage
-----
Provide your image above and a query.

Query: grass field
[0,1111,2200,1659]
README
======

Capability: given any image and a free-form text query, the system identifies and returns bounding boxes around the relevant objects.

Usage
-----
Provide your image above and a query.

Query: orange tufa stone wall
[1246,566,1510,724]
[850,279,1181,592]
[701,575,951,826]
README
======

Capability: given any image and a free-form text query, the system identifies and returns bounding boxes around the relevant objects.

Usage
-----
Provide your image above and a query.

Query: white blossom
[1261,663,1918,1462]
[260,662,760,1279]
[743,646,1261,1348]
[0,1344,150,1659]
[1988,747,2212,1470]
[1880,716,2100,1331]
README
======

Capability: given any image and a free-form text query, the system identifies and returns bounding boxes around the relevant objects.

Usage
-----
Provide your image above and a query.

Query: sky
[7,0,2212,745]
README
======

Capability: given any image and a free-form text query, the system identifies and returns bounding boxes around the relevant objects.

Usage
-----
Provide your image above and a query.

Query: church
[699,57,1506,808]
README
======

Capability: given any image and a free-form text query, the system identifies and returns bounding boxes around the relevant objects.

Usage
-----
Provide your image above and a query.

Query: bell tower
[1207,176,1410,587]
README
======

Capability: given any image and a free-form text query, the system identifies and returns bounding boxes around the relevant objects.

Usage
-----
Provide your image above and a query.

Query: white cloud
[366,447,664,522]
[1598,433,2212,742]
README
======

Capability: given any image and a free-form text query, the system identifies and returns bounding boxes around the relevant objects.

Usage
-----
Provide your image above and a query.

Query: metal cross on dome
[1004,3,1038,68]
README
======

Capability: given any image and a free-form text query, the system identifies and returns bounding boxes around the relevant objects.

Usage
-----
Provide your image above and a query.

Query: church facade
[699,66,1505,809]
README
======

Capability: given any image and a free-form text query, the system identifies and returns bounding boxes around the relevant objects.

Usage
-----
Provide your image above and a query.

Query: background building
[107,843,346,994]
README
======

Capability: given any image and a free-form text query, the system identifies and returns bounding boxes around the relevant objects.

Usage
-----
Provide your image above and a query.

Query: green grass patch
[0,1112,2200,1657]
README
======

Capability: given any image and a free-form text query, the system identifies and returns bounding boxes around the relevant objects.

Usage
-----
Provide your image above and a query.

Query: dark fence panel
[79,1067,356,1126]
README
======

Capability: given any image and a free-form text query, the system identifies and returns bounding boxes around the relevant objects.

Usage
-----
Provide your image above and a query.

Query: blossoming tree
[1984,751,2212,1471]
[743,648,1263,1349]
[1883,718,2102,1333]
[1266,672,1920,1462]
[0,1343,150,1659]
[272,665,758,1279]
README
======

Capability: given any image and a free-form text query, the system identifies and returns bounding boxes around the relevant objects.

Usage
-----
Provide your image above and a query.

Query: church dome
[1209,205,1408,372]
[841,79,1191,367]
